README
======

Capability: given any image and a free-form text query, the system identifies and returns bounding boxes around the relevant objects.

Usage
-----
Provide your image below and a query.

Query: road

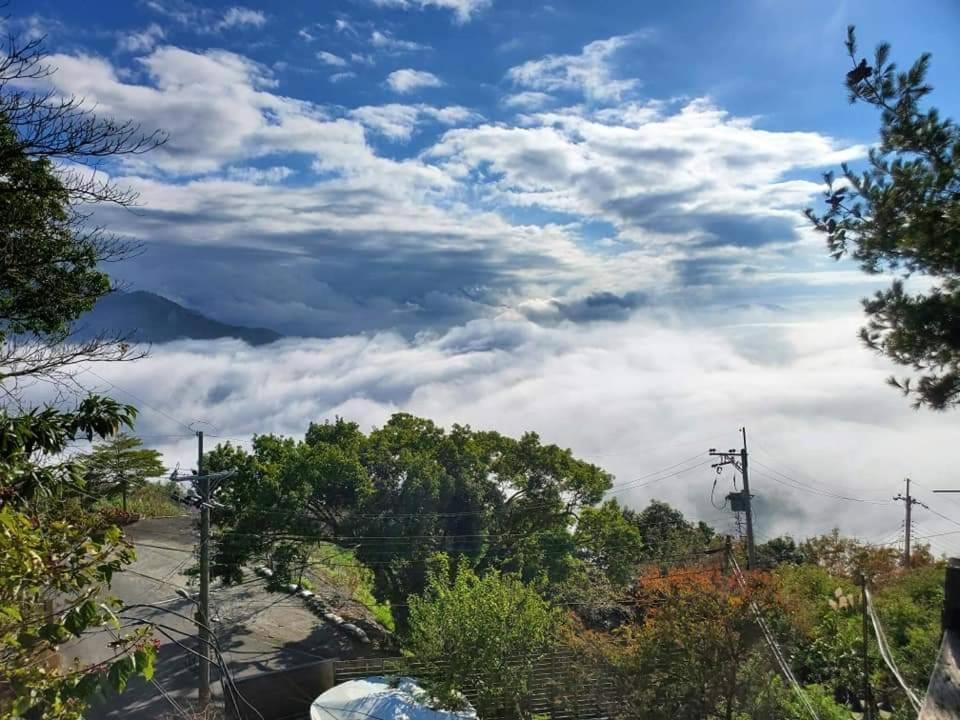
[66,516,378,719]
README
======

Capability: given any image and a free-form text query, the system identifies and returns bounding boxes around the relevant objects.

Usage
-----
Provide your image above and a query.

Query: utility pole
[740,428,755,571]
[709,427,756,569]
[893,478,928,568]
[197,430,210,710]
[170,441,236,713]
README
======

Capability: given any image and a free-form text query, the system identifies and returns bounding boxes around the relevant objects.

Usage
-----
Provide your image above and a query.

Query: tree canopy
[81,434,166,511]
[206,414,614,623]
[0,34,163,397]
[806,27,960,409]
[0,27,162,719]
[406,554,564,719]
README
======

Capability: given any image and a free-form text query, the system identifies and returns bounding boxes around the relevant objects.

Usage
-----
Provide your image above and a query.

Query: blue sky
[20,0,960,335]
[18,0,960,545]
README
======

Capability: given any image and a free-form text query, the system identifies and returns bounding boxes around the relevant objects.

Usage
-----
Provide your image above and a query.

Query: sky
[17,0,960,552]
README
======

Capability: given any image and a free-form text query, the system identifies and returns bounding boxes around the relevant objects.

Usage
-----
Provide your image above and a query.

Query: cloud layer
[73,308,960,554]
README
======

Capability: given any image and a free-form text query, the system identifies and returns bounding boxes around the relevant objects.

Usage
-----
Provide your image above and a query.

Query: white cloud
[218,6,267,30]
[429,98,865,255]
[385,68,443,93]
[350,104,478,140]
[317,51,348,67]
[351,53,376,66]
[507,33,647,102]
[41,40,866,338]
[330,71,357,83]
[145,1,266,33]
[77,309,960,552]
[335,18,358,37]
[370,30,430,52]
[298,28,316,42]
[349,104,422,140]
[370,0,491,24]
[425,105,477,125]
[117,24,166,54]
[34,48,373,174]
[16,14,61,42]
[225,165,294,183]
[501,91,554,110]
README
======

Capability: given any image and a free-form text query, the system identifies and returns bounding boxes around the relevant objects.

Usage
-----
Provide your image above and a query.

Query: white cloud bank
[75,309,960,554]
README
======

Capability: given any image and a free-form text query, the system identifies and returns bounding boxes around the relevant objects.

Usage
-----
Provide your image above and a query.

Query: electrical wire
[863,587,922,712]
[77,367,197,434]
[750,462,892,505]
[730,555,820,720]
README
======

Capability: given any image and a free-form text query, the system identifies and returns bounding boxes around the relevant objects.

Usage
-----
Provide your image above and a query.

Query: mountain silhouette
[76,291,282,346]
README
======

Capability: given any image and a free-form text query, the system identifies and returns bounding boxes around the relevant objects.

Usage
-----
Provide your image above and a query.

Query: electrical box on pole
[709,427,756,569]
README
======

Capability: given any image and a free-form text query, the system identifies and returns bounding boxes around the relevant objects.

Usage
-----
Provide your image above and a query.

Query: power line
[864,587,922,712]
[78,367,196,433]
[750,461,892,505]
[729,554,820,720]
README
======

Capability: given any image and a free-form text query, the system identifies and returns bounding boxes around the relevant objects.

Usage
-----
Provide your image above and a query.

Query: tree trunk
[121,481,127,512]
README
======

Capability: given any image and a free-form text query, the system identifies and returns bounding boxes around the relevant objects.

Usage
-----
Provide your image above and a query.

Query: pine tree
[83,434,166,511]
[806,27,960,409]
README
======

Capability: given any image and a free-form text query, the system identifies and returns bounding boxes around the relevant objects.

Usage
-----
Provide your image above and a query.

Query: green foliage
[0,123,108,344]
[406,554,563,719]
[308,543,395,631]
[756,535,805,567]
[209,414,612,626]
[101,481,183,519]
[575,568,782,720]
[871,565,944,693]
[623,499,716,563]
[0,26,164,719]
[806,27,960,409]
[82,434,166,511]
[746,677,852,720]
[574,499,644,586]
[799,528,901,578]
[0,404,157,719]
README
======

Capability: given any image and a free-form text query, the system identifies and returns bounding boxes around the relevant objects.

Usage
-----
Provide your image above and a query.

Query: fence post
[945,558,960,633]
[319,659,336,693]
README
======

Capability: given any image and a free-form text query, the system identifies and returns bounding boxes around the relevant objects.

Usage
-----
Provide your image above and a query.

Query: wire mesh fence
[332,651,618,720]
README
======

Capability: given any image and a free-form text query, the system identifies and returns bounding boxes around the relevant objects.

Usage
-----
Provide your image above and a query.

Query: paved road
[66,516,374,719]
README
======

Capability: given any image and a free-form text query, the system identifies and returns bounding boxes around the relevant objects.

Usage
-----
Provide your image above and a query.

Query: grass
[312,542,396,631]
[98,481,185,518]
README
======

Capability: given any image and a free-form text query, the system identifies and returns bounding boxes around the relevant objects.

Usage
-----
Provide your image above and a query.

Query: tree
[82,434,166,511]
[799,529,899,578]
[574,567,781,720]
[405,554,564,719]
[574,499,644,586]
[623,500,716,564]
[0,25,163,718]
[806,27,960,409]
[0,33,164,398]
[757,535,805,567]
[0,399,157,719]
[208,414,613,625]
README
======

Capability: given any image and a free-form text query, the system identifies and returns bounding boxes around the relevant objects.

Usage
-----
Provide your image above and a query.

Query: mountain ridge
[77,290,282,346]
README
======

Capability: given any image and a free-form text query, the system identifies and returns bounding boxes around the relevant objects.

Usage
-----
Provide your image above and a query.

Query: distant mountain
[77,291,282,346]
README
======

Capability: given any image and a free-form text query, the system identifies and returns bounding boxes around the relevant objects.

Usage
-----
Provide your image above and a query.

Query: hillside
[77,290,282,346]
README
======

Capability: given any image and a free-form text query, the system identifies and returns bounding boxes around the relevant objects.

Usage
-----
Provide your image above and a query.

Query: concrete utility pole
[709,427,756,569]
[894,478,928,568]
[170,439,236,712]
[197,430,210,710]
